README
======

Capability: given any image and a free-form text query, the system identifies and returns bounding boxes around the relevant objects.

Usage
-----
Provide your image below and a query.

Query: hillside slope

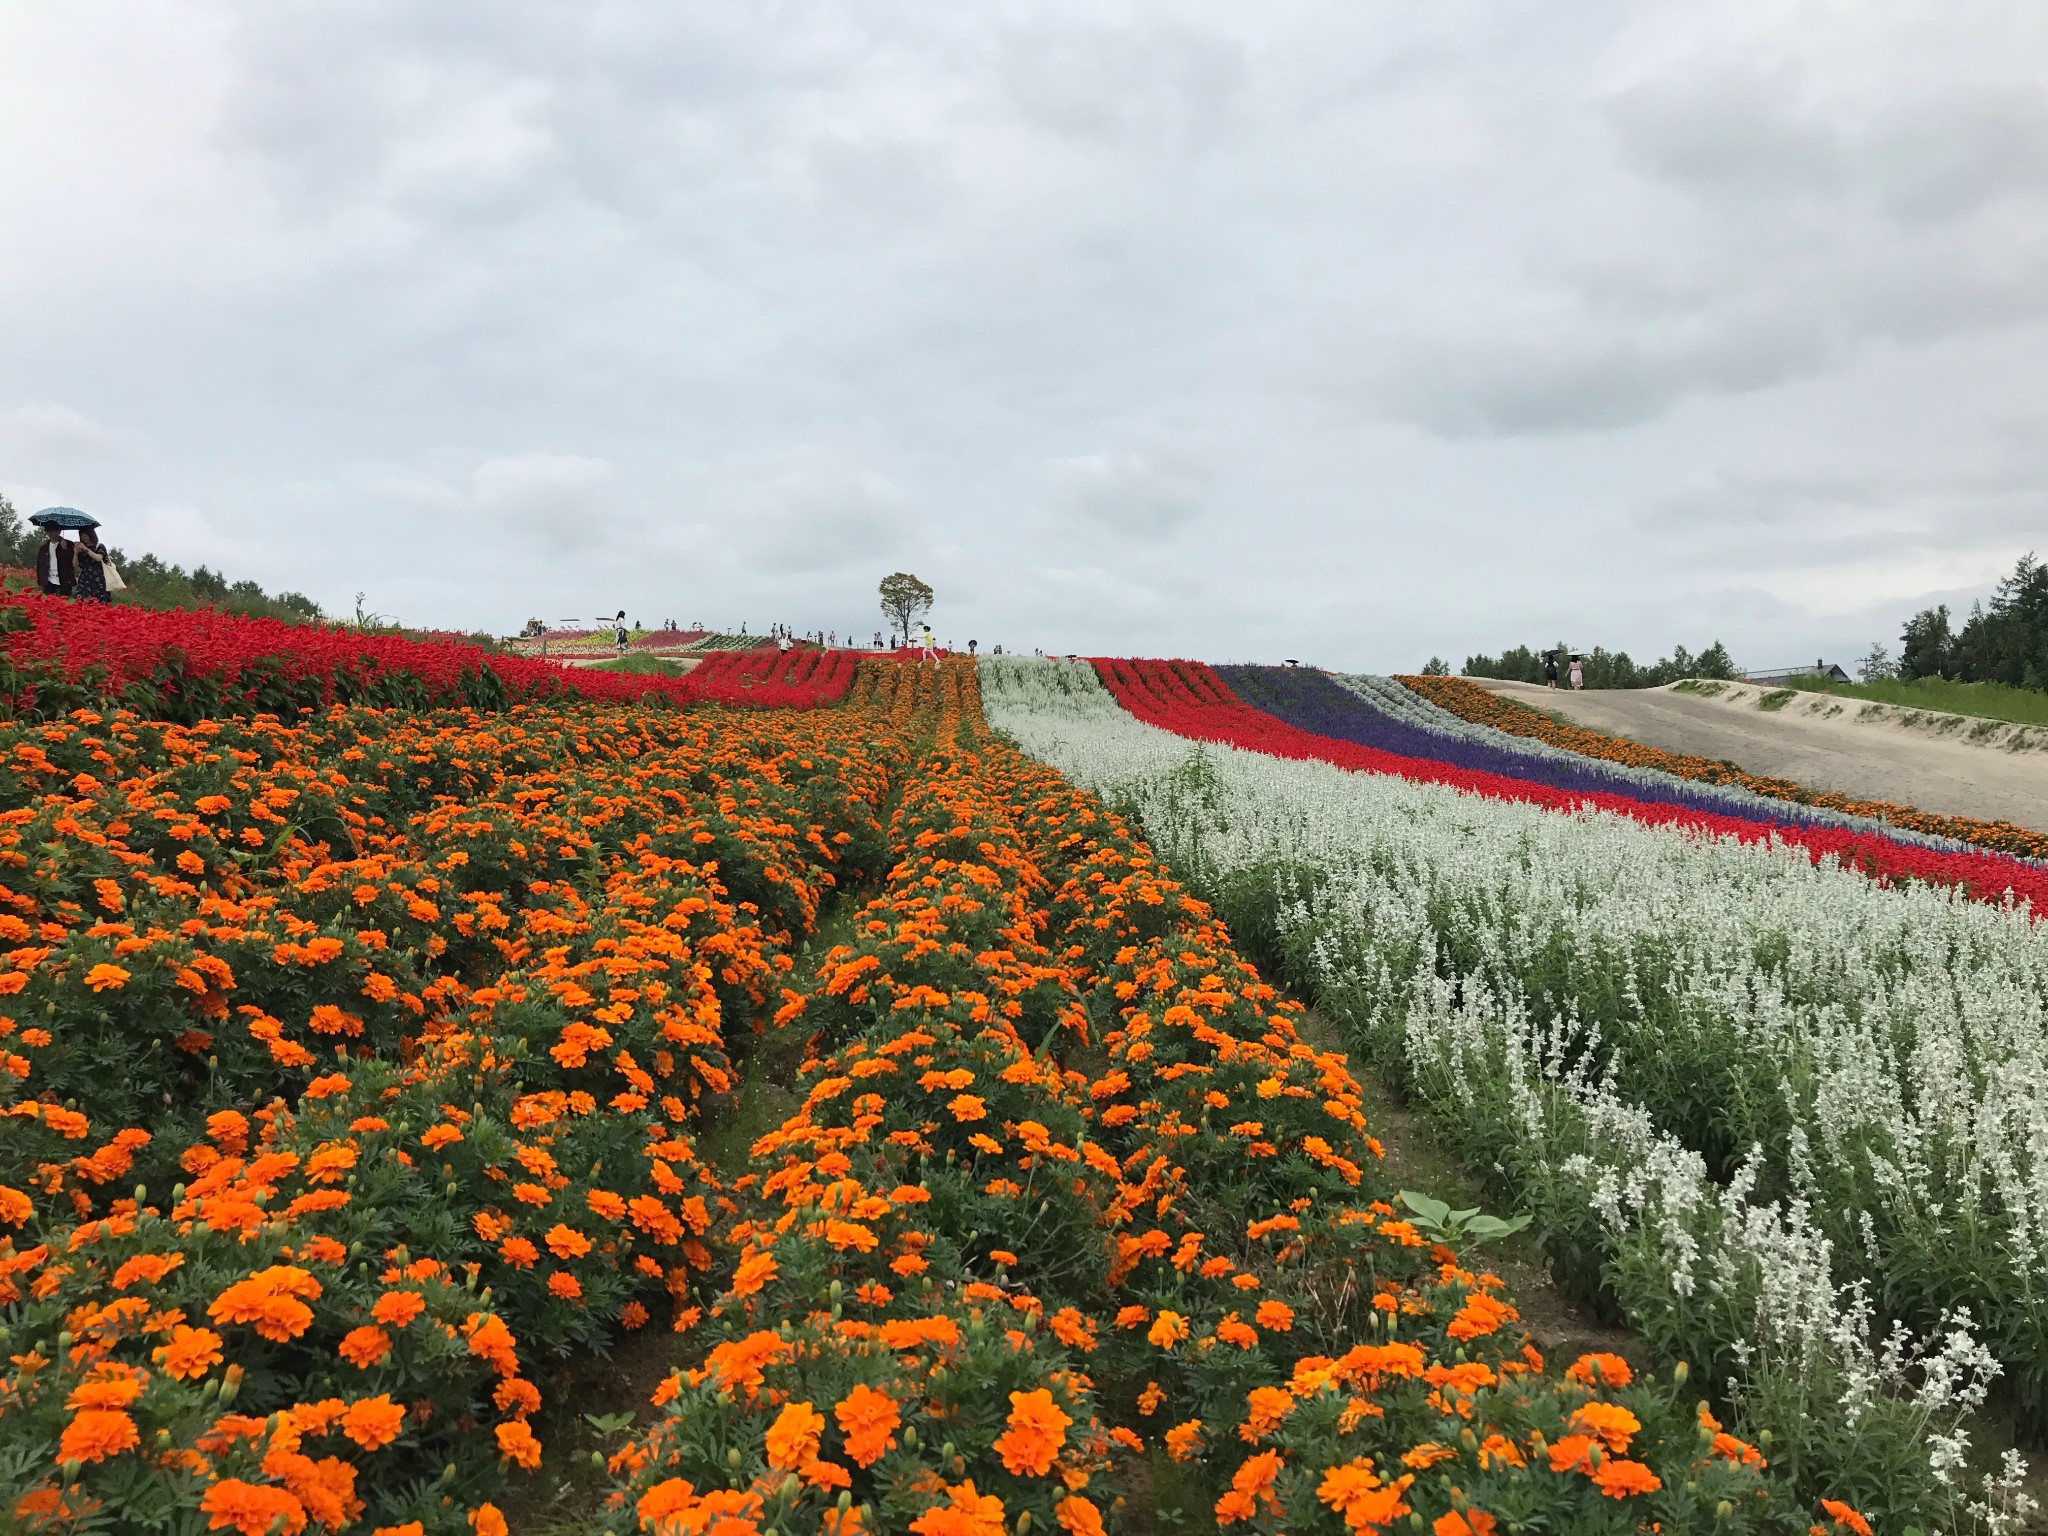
[1476,677,2048,833]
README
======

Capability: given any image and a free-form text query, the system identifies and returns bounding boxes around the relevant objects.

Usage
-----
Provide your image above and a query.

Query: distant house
[1742,658,1852,686]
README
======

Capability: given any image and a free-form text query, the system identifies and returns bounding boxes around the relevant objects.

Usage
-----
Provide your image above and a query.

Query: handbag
[104,561,126,593]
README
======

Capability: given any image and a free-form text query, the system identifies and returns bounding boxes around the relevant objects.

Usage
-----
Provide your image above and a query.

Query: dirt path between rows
[1478,678,2048,834]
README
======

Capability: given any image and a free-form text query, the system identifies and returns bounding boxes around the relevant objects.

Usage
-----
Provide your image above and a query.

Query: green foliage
[877,571,934,645]
[1462,639,1737,688]
[1897,553,2048,691]
[588,654,687,676]
[1775,671,2048,727]
[1396,1190,1532,1245]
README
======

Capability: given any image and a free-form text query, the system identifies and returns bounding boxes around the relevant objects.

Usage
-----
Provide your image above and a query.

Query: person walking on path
[1544,650,1559,689]
[73,528,112,603]
[1568,655,1585,691]
[919,623,937,663]
[34,526,75,597]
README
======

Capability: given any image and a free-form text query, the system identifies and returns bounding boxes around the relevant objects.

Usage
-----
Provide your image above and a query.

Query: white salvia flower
[981,655,2042,1527]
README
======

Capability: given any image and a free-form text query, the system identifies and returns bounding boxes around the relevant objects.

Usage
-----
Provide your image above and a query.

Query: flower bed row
[0,697,897,1531]
[0,592,852,722]
[686,646,860,710]
[1222,664,2003,862]
[1091,656,2048,911]
[596,657,1808,1536]
[1398,672,2048,862]
[983,655,2038,1533]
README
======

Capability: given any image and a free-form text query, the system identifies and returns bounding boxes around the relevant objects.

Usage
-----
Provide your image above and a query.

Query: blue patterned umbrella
[29,506,98,530]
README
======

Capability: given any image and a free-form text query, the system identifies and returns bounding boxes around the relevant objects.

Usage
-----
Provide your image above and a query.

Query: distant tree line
[0,493,323,625]
[1459,639,1736,689]
[1889,553,2048,689]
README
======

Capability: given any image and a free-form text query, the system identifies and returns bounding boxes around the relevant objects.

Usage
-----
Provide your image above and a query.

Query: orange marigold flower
[1590,1460,1661,1499]
[372,1291,426,1328]
[470,1504,509,1536]
[909,1480,1006,1536]
[637,1478,698,1524]
[1564,1352,1631,1389]
[1145,1310,1188,1349]
[1048,1307,1095,1351]
[495,1377,542,1417]
[1216,1316,1259,1350]
[1164,1421,1204,1462]
[200,1479,308,1536]
[1317,1459,1412,1531]
[499,1237,540,1269]
[947,1094,987,1122]
[766,1400,826,1471]
[339,1326,392,1369]
[1253,1300,1294,1332]
[495,1418,542,1470]
[1547,1435,1597,1474]
[1434,1512,1499,1536]
[729,1247,778,1298]
[342,1394,406,1450]
[1054,1495,1106,1536]
[835,1383,901,1469]
[65,1368,145,1411]
[59,1408,139,1463]
[1820,1499,1874,1536]
[156,1324,224,1380]
[83,963,130,992]
[544,1223,592,1259]
[1568,1402,1640,1454]
[992,1388,1071,1477]
[208,1266,321,1343]
[1447,1291,1516,1341]
[1215,1450,1283,1526]
[1241,1386,1295,1441]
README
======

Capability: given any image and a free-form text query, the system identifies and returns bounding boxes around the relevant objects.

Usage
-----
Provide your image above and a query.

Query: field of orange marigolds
[0,654,1877,1535]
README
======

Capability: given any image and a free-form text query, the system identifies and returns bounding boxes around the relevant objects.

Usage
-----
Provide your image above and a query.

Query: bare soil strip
[1477,678,2048,835]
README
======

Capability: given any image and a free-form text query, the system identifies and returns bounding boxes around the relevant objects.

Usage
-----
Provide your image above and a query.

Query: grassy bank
[1778,672,2048,727]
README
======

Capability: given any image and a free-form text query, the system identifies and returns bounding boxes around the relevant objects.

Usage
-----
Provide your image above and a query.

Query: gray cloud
[1,3,2044,672]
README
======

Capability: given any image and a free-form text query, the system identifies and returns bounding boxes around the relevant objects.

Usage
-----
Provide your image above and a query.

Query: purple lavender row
[1213,663,1974,849]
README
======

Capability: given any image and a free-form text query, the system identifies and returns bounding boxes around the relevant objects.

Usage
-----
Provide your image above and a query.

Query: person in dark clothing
[1543,650,1560,689]
[35,528,75,596]
[73,529,111,603]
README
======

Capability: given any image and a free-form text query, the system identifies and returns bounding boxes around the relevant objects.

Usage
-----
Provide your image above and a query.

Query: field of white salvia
[980,654,2042,1533]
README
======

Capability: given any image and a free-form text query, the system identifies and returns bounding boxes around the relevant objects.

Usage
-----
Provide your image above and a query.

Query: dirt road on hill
[1476,679,2048,834]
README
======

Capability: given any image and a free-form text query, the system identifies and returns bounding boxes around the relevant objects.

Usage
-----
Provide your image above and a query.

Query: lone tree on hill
[878,571,934,647]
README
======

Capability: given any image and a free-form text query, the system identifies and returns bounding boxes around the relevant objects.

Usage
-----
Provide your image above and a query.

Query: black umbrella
[30,507,98,530]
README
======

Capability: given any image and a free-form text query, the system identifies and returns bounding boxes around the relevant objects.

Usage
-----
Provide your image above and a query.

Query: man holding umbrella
[31,509,85,597]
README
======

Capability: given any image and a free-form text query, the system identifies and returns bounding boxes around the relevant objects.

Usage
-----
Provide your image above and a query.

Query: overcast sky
[3,4,2044,669]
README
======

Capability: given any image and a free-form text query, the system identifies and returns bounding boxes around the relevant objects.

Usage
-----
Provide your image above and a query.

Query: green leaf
[1398,1190,1452,1228]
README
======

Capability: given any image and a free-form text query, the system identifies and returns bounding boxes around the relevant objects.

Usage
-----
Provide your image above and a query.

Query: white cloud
[1047,445,1208,538]
[470,454,615,549]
